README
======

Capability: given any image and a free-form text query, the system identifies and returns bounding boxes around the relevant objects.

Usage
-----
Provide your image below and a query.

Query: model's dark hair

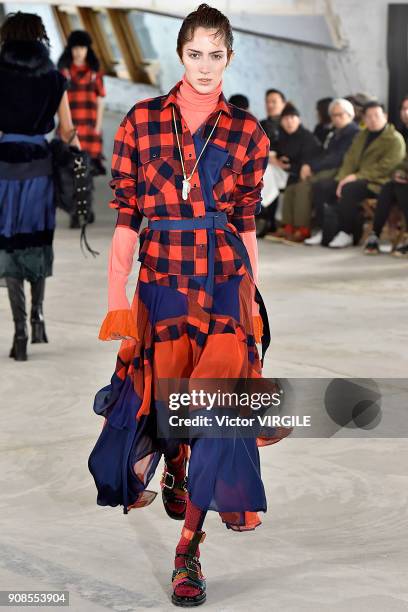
[57,30,100,72]
[0,11,50,47]
[363,100,385,114]
[265,88,286,101]
[228,94,249,110]
[177,3,233,60]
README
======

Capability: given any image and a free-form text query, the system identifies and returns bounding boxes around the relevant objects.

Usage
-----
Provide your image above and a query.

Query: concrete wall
[326,0,390,106]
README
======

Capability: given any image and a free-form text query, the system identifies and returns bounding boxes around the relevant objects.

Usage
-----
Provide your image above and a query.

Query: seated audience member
[311,101,406,249]
[314,97,333,145]
[303,98,360,245]
[364,96,408,256]
[257,89,287,236]
[363,154,408,257]
[228,93,249,110]
[397,95,408,142]
[269,103,320,241]
[260,88,286,149]
[346,93,373,127]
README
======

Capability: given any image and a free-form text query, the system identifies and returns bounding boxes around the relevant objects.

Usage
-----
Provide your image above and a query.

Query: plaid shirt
[110,80,269,276]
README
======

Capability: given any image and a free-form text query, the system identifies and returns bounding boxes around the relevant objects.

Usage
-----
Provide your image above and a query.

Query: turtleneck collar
[176,72,223,135]
[178,73,222,107]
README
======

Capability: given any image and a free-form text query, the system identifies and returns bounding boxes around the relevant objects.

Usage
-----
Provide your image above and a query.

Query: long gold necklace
[172,105,222,200]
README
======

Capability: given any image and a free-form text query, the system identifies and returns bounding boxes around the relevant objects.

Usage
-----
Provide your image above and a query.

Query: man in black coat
[269,102,320,241]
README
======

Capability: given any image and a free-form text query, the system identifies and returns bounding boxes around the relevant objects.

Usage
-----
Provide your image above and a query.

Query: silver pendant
[182,178,191,200]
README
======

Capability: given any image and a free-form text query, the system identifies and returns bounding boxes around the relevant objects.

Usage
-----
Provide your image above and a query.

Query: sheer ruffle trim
[98,309,139,341]
[220,510,262,531]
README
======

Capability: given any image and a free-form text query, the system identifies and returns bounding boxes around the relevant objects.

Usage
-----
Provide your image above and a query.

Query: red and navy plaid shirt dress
[62,63,106,159]
[88,80,292,531]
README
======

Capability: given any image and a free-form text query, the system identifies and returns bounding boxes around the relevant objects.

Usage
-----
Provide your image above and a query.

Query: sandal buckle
[185,557,200,577]
[161,471,175,489]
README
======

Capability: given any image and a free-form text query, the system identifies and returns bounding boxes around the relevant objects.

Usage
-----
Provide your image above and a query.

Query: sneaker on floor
[392,242,408,258]
[328,231,353,248]
[304,230,323,246]
[363,232,380,255]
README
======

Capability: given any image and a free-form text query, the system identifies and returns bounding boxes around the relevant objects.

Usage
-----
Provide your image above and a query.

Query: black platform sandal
[171,529,206,607]
[160,461,188,521]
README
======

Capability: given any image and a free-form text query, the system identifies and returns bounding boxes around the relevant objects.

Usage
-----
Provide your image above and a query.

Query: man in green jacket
[310,101,406,248]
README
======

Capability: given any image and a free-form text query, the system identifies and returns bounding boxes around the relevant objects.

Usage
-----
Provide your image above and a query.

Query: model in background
[0,11,79,361]
[58,30,106,226]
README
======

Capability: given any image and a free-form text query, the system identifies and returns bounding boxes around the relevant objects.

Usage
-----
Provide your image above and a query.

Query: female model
[89,4,291,606]
[58,30,106,173]
[0,12,79,361]
[58,30,106,226]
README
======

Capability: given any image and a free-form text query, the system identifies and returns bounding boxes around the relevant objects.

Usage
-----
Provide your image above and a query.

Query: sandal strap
[160,469,187,491]
[172,567,206,590]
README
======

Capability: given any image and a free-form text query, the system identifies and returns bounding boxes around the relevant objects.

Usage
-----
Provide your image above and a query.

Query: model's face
[400,100,408,126]
[281,114,300,134]
[266,93,285,118]
[181,27,230,93]
[330,104,352,129]
[364,107,387,132]
[72,46,87,65]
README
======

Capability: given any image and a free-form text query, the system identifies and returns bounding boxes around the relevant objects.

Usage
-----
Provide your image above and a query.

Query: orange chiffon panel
[98,309,139,341]
[253,314,263,344]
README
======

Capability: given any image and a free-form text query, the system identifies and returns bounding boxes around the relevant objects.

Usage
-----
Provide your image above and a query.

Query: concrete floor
[0,112,407,611]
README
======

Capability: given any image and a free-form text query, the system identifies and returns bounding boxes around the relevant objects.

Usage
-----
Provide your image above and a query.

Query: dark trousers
[373,180,408,237]
[312,178,338,227]
[312,178,376,241]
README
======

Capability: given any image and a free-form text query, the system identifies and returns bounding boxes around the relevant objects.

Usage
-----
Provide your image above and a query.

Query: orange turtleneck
[176,73,222,135]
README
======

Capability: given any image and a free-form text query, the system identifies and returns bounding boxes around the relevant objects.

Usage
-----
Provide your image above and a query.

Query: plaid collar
[161,79,232,117]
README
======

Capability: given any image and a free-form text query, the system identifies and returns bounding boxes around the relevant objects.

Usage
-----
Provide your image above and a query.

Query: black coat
[274,124,320,184]
[260,116,281,149]
[0,40,67,136]
[309,122,360,174]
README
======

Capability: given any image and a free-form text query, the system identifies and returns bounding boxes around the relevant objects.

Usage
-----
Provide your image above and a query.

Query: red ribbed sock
[166,446,186,483]
[165,447,187,516]
[174,497,207,598]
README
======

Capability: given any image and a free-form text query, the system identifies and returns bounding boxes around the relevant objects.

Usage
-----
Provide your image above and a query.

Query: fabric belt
[147,212,270,364]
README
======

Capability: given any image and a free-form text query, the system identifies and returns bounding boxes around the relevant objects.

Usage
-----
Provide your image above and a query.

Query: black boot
[6,277,28,361]
[30,278,48,343]
[9,321,28,361]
